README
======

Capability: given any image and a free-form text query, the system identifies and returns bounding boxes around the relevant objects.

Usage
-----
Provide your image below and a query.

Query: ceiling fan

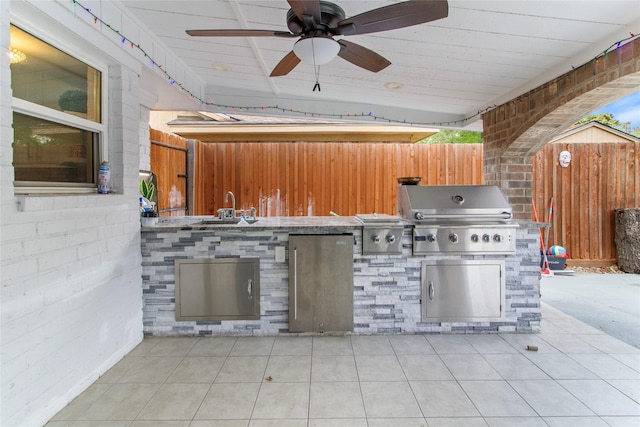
[186,0,448,77]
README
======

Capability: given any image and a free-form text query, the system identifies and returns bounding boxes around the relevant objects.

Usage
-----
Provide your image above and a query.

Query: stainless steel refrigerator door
[289,234,354,333]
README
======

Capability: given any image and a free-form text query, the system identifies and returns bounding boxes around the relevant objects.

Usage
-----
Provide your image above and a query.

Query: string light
[70,0,639,127]
[591,31,639,62]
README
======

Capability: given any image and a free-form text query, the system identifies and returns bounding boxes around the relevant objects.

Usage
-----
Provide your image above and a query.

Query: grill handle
[428,281,435,301]
[415,211,513,221]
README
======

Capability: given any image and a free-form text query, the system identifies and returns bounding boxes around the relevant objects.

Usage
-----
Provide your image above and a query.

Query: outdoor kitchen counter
[143,215,362,230]
[141,217,541,337]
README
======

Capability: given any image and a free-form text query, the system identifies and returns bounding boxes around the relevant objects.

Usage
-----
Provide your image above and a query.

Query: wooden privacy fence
[194,141,483,217]
[149,128,483,217]
[533,141,639,266]
[149,129,189,216]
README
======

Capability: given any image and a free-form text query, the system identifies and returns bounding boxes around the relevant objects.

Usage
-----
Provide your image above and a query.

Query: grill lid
[397,185,513,223]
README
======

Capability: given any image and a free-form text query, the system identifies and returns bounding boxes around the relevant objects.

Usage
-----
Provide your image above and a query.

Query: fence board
[149,134,484,217]
[149,129,188,216]
[152,135,482,216]
[190,141,482,217]
[533,141,640,265]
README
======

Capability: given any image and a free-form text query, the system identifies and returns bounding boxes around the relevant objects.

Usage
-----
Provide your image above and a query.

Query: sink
[195,218,258,225]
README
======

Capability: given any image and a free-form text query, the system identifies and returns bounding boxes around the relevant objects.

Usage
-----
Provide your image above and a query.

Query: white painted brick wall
[0,4,151,425]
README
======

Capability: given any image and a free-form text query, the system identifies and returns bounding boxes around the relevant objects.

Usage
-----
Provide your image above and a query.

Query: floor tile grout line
[305,337,315,423]
[555,377,640,418]
[537,331,606,355]
[66,380,117,423]
[404,359,429,422]
[247,356,271,422]
[351,335,370,424]
[566,351,640,378]
[135,336,204,423]
[185,336,219,424]
[426,336,542,421]
[603,378,640,404]
[552,378,601,418]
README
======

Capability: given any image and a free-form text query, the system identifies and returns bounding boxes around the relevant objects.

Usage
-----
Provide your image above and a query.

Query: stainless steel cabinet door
[289,234,354,333]
[175,258,260,321]
[422,260,505,322]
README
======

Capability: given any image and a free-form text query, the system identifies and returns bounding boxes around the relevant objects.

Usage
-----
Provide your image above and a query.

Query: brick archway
[482,38,640,219]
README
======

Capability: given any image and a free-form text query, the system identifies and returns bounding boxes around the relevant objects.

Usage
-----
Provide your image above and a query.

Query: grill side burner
[355,214,404,255]
[397,185,517,255]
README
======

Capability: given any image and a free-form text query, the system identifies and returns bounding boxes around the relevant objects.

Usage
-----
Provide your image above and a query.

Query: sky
[592,91,640,129]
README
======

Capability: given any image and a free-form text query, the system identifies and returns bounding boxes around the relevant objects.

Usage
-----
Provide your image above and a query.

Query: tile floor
[47,303,640,427]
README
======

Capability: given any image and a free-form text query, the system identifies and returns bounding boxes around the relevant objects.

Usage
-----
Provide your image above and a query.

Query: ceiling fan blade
[186,29,296,38]
[337,40,391,73]
[287,0,322,28]
[334,0,448,36]
[270,51,302,77]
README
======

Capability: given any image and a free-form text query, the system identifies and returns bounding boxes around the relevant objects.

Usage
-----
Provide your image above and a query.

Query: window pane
[10,25,101,123]
[13,113,97,185]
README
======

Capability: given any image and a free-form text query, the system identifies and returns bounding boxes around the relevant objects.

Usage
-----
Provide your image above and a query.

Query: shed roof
[551,121,640,144]
[151,111,439,143]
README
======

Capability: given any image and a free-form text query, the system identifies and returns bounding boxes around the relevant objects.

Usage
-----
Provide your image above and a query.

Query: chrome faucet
[225,191,236,215]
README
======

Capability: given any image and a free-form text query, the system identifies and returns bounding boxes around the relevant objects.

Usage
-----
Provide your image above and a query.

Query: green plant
[140,179,155,200]
[58,89,88,113]
[418,129,483,144]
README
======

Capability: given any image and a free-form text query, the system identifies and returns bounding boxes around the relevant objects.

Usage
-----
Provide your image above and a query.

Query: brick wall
[0,5,144,425]
[483,38,640,219]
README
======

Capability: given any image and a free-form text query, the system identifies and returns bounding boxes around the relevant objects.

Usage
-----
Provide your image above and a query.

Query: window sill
[16,192,122,212]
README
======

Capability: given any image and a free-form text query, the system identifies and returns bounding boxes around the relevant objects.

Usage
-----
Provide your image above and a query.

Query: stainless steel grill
[397,185,517,255]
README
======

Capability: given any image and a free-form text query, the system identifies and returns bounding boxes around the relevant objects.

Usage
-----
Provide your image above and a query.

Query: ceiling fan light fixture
[293,37,340,65]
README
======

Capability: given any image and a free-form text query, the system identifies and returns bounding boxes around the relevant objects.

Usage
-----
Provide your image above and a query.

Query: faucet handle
[217,208,234,219]
[238,208,257,221]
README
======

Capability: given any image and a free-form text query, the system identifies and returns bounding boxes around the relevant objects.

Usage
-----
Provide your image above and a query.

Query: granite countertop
[142,215,363,231]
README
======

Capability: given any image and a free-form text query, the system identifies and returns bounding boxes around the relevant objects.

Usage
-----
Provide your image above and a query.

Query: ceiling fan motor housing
[286,1,346,36]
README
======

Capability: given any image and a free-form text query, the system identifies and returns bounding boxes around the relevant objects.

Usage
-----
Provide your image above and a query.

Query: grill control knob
[415,212,424,220]
[493,234,503,242]
[386,234,396,244]
[471,234,479,242]
[426,234,437,242]
[449,233,459,243]
[482,233,491,242]
[371,235,381,243]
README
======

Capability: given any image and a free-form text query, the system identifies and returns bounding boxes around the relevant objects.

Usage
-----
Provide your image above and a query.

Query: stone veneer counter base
[141,216,541,336]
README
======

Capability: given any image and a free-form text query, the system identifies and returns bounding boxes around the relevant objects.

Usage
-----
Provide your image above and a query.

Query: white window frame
[10,23,109,195]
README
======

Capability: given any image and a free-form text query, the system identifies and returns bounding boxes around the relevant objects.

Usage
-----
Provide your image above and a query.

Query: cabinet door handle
[247,279,253,300]
[428,281,435,301]
[293,248,298,320]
